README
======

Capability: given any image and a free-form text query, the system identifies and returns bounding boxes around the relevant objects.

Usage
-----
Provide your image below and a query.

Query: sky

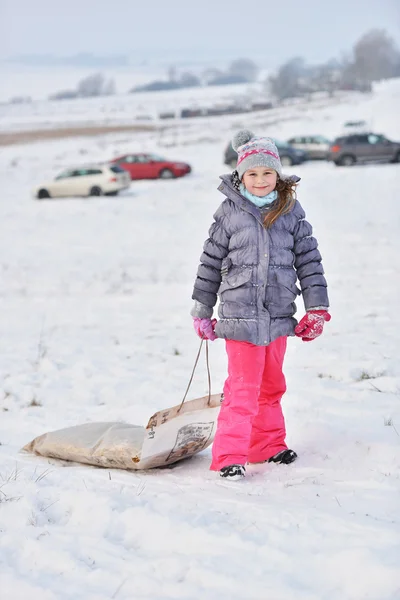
[0,0,399,67]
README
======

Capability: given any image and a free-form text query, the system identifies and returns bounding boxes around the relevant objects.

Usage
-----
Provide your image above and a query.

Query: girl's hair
[231,170,297,228]
[265,176,297,228]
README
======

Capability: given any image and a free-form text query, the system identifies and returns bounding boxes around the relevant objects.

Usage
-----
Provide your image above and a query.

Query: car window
[274,140,289,148]
[55,170,77,179]
[68,169,99,177]
[346,135,368,144]
[314,136,331,144]
[368,134,380,145]
[148,154,166,162]
[124,155,149,163]
[367,134,387,144]
[110,165,126,173]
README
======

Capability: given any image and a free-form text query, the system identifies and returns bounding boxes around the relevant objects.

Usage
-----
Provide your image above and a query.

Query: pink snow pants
[211,336,288,470]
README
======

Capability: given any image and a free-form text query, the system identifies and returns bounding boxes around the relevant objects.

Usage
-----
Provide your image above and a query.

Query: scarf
[239,184,278,208]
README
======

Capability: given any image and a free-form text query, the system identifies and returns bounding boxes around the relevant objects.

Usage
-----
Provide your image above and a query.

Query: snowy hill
[0,78,399,600]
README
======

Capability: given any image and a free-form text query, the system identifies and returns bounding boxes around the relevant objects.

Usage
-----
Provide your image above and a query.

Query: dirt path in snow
[0,123,161,146]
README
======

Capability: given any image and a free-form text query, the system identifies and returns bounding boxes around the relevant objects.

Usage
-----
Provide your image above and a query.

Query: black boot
[268,449,297,464]
[219,464,246,480]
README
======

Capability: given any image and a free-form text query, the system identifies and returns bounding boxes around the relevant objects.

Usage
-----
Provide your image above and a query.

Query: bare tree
[77,72,115,97]
[228,58,259,82]
[201,67,224,85]
[103,78,116,96]
[351,29,399,82]
[179,72,201,88]
[268,57,306,100]
[308,59,342,95]
[168,66,177,82]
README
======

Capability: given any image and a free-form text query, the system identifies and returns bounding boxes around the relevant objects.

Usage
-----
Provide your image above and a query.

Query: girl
[191,130,330,481]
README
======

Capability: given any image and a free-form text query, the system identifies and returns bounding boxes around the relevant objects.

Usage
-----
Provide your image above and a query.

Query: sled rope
[178,338,211,412]
[205,339,211,406]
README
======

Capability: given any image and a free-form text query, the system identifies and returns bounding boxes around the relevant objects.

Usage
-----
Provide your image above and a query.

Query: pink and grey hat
[232,129,282,179]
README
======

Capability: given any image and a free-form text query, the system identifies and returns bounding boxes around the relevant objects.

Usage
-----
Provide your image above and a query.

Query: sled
[23,340,222,470]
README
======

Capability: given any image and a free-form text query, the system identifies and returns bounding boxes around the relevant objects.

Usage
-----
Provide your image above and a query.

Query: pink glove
[294,310,331,342]
[193,317,217,341]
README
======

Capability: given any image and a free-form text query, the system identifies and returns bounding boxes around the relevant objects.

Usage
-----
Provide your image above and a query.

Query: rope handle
[177,338,211,412]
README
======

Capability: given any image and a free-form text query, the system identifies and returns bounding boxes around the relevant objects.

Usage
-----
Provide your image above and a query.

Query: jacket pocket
[219,267,252,294]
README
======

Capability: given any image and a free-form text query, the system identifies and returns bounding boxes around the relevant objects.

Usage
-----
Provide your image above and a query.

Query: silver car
[287,135,331,160]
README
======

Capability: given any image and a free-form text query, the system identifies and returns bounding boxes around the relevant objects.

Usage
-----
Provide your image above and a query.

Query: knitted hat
[232,129,282,179]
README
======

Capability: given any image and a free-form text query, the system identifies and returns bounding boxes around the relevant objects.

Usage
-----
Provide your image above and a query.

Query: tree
[76,72,115,97]
[179,72,201,88]
[351,29,399,82]
[306,59,342,95]
[49,90,78,101]
[168,66,177,82]
[228,58,259,82]
[103,78,116,96]
[267,57,306,100]
[201,67,224,85]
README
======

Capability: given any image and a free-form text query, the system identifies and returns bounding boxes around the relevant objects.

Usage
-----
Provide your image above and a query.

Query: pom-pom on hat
[232,129,283,179]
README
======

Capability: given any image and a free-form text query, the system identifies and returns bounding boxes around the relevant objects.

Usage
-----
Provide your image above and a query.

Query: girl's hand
[193,318,217,341]
[294,310,331,342]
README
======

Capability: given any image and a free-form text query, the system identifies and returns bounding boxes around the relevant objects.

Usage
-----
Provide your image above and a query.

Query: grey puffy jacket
[191,174,329,346]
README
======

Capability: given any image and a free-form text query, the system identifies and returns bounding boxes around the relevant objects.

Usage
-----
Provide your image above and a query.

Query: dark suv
[329,133,400,166]
[224,140,308,170]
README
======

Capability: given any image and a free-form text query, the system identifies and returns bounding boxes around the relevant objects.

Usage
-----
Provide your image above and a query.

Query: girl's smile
[242,167,278,197]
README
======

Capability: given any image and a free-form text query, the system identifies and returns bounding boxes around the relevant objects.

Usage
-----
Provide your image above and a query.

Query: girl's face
[242,167,277,197]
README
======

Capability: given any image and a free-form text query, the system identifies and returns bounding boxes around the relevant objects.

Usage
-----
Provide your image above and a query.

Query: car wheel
[37,188,51,199]
[159,168,175,179]
[393,151,400,163]
[339,154,356,166]
[89,186,102,196]
[280,155,293,167]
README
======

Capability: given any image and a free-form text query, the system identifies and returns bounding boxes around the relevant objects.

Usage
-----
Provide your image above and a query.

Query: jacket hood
[218,174,263,223]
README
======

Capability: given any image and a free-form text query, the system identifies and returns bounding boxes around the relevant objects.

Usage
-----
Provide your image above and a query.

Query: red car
[109,153,191,180]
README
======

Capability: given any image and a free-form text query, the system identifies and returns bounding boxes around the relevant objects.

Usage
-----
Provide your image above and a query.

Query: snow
[0,77,400,600]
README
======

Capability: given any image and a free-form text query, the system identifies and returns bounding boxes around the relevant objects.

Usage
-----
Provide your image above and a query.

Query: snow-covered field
[0,78,400,600]
[0,64,270,132]
[2,68,399,139]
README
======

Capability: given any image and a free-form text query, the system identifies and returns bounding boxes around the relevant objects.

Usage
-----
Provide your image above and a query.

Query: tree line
[47,28,399,102]
[268,29,400,100]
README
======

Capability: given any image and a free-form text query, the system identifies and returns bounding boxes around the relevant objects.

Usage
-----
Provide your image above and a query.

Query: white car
[32,164,131,199]
[287,135,332,160]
